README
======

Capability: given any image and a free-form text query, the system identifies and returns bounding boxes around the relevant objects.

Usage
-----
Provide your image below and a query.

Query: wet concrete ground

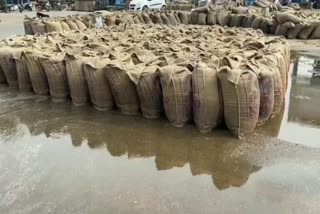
[0,11,320,214]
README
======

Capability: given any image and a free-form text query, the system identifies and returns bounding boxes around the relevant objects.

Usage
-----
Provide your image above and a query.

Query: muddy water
[0,53,320,214]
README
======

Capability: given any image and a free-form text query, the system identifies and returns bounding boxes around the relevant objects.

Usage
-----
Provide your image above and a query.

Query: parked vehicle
[128,0,166,11]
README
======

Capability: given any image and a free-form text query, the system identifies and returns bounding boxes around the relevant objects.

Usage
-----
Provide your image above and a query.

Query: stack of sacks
[0,24,290,138]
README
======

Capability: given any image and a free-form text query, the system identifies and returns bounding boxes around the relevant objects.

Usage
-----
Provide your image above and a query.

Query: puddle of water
[0,53,320,214]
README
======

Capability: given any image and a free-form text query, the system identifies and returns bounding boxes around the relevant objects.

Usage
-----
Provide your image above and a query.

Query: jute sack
[12,52,32,91]
[218,57,260,138]
[287,23,305,39]
[65,53,90,105]
[178,11,189,25]
[40,53,69,100]
[234,15,244,27]
[105,16,116,26]
[206,11,216,25]
[0,47,18,87]
[142,13,153,24]
[44,21,63,33]
[260,18,271,34]
[310,23,320,39]
[166,12,178,26]
[60,21,71,31]
[66,19,79,30]
[229,15,236,27]
[22,50,49,95]
[197,13,207,25]
[75,19,87,30]
[0,66,6,84]
[246,15,256,28]
[298,23,318,40]
[105,59,140,115]
[133,15,142,24]
[270,19,278,34]
[248,59,275,125]
[274,12,301,24]
[84,57,114,111]
[251,17,263,29]
[241,16,249,28]
[275,21,294,36]
[174,11,181,24]
[159,65,192,127]
[30,20,47,34]
[264,55,284,116]
[192,62,222,133]
[191,11,198,25]
[150,13,163,24]
[160,13,171,25]
[24,18,34,35]
[127,64,163,118]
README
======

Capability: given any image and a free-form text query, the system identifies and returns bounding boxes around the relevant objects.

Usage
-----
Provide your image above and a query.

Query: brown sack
[192,6,209,13]
[44,21,63,33]
[192,62,222,133]
[251,17,263,30]
[30,20,47,34]
[142,13,153,25]
[246,15,256,28]
[75,19,87,30]
[234,15,244,27]
[206,11,216,25]
[160,13,171,25]
[84,58,114,111]
[24,18,34,35]
[197,13,207,25]
[287,23,305,39]
[0,47,18,87]
[22,50,49,95]
[105,60,140,115]
[40,53,69,100]
[159,65,192,127]
[274,12,301,24]
[218,57,260,138]
[0,66,6,84]
[191,11,198,25]
[13,55,32,91]
[60,21,71,31]
[66,20,79,30]
[166,12,178,26]
[241,16,249,28]
[150,13,163,24]
[298,23,318,40]
[105,16,116,26]
[178,11,189,25]
[174,11,181,24]
[275,21,294,36]
[65,53,90,105]
[127,64,163,119]
[310,23,320,39]
[270,19,278,34]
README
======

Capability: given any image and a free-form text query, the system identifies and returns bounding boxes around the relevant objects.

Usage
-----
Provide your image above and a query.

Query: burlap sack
[44,21,63,33]
[150,13,163,24]
[193,6,209,13]
[75,19,87,30]
[159,65,192,127]
[160,13,171,25]
[218,57,260,138]
[13,54,32,91]
[234,15,244,27]
[40,53,69,100]
[60,21,71,31]
[133,15,142,24]
[178,11,189,25]
[298,23,318,40]
[0,66,6,84]
[310,23,320,39]
[66,20,79,30]
[274,12,301,24]
[191,11,198,25]
[174,12,181,24]
[30,20,47,35]
[260,18,271,34]
[127,64,163,118]
[105,60,140,115]
[251,17,263,29]
[192,62,222,133]
[166,12,178,26]
[105,16,116,26]
[246,15,256,28]
[84,57,114,110]
[264,55,284,116]
[275,21,294,36]
[22,50,49,95]
[0,47,18,87]
[270,19,278,34]
[287,23,305,39]
[24,18,34,35]
[229,15,236,27]
[197,13,207,25]
[65,53,90,105]
[248,60,275,125]
[142,13,153,25]
[206,11,216,25]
